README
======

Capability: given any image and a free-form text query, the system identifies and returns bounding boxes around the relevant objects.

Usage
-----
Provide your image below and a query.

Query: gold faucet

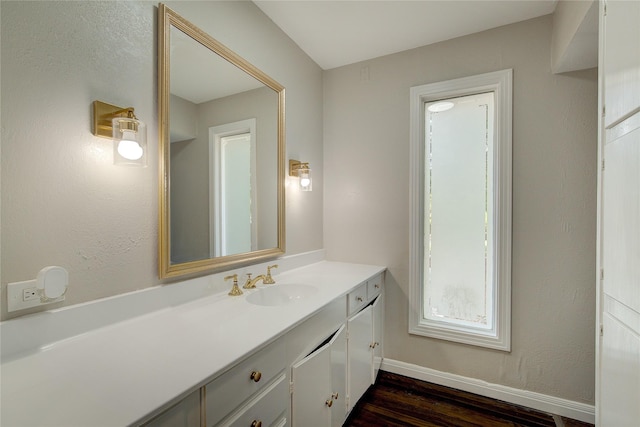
[225,274,243,296]
[263,264,278,284]
[243,273,266,289]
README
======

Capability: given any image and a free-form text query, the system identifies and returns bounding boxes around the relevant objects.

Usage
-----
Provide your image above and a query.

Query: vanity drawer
[347,283,368,316]
[206,341,285,426]
[367,274,383,300]
[218,374,287,427]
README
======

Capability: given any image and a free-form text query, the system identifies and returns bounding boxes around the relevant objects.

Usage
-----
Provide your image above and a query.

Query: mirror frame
[158,4,286,279]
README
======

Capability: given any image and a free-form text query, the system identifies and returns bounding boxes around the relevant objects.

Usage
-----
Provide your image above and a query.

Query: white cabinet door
[292,325,347,427]
[292,345,331,427]
[372,295,384,382]
[330,326,347,427]
[347,305,373,411]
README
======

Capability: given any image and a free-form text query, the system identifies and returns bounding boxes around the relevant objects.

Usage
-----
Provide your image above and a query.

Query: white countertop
[0,261,385,427]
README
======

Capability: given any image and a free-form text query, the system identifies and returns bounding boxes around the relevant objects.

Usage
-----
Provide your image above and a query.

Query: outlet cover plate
[7,279,65,312]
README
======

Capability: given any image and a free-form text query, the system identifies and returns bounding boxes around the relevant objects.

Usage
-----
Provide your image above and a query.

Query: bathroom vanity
[0,260,385,427]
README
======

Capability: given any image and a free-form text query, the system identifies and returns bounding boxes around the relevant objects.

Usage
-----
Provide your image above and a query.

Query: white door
[291,326,346,427]
[598,1,640,425]
[291,343,331,427]
[347,305,373,412]
[329,326,347,427]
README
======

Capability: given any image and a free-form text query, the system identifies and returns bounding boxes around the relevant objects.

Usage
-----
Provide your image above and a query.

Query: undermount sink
[246,284,318,306]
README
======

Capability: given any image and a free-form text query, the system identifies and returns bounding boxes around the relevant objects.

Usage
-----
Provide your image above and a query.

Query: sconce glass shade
[299,168,312,191]
[112,117,147,166]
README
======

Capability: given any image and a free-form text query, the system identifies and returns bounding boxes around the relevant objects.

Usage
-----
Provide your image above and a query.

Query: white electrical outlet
[23,287,39,301]
[7,279,65,312]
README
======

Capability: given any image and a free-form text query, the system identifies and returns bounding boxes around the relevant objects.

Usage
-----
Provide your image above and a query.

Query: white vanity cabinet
[291,325,347,427]
[289,272,385,425]
[1,261,387,427]
[142,273,384,427]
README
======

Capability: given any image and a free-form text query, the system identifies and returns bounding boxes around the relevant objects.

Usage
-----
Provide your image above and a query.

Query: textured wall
[0,1,324,320]
[323,15,597,404]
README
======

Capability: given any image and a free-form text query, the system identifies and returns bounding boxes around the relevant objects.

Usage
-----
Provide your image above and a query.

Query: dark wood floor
[344,372,594,427]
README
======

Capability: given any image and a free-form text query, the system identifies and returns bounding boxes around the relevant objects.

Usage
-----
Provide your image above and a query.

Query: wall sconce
[92,100,147,166]
[289,159,312,191]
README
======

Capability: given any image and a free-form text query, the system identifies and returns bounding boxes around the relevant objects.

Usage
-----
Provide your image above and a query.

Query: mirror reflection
[159,4,285,279]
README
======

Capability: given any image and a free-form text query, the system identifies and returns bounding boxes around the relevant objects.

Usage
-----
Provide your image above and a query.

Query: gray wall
[0,1,324,320]
[323,15,597,404]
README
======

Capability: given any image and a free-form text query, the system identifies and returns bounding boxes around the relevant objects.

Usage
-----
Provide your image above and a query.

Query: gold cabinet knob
[251,421,262,427]
[375,284,380,289]
[332,392,339,399]
[250,371,262,382]
[325,398,333,407]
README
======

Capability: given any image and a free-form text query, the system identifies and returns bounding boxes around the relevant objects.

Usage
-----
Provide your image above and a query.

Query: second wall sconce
[92,100,147,166]
[289,159,312,191]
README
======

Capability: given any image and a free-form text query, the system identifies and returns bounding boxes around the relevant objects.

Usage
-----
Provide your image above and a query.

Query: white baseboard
[381,359,595,424]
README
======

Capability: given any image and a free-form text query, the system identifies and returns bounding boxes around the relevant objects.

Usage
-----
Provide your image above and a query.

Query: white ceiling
[254,0,558,70]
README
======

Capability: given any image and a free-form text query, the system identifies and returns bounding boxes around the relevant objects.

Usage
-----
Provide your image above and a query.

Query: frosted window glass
[424,92,495,330]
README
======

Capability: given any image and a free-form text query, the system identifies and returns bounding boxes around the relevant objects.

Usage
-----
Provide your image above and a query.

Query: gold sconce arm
[288,159,309,177]
[92,101,137,139]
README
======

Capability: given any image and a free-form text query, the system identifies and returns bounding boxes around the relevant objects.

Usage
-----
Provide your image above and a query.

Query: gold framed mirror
[158,4,285,279]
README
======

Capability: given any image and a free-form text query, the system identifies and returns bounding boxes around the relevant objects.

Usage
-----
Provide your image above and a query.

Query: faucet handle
[263,264,278,284]
[225,274,243,296]
[243,273,256,289]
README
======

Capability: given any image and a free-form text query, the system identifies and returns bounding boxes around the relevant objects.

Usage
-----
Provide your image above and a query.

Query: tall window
[409,70,512,351]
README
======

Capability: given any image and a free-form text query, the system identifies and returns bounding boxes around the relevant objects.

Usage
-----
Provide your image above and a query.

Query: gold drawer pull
[374,284,380,289]
[325,398,333,407]
[356,296,363,302]
[332,392,339,399]
[369,341,379,349]
[251,421,262,427]
[250,371,262,382]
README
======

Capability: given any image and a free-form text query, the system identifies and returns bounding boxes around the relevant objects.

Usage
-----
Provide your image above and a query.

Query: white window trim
[408,69,513,351]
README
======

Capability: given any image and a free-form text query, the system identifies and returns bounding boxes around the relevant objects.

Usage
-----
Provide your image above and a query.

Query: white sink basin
[246,284,318,306]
